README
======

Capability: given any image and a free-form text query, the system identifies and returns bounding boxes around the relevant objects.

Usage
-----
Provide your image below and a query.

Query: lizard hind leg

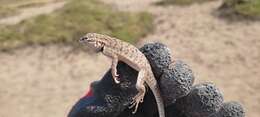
[129,84,146,114]
[129,70,146,114]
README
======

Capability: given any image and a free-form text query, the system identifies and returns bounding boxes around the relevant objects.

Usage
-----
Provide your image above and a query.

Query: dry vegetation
[157,0,260,20]
[219,0,260,19]
[0,0,153,51]
[0,0,63,18]
[156,0,215,5]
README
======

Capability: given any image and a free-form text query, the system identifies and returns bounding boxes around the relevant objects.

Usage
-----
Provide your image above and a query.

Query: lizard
[79,33,165,117]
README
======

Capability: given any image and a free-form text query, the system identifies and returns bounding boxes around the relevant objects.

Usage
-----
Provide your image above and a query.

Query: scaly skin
[79,33,165,117]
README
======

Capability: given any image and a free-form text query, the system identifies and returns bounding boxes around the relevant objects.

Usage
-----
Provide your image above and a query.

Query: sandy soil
[0,45,110,117]
[0,0,260,117]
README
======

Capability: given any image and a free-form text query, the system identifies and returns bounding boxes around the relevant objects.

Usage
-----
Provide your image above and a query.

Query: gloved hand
[68,43,245,117]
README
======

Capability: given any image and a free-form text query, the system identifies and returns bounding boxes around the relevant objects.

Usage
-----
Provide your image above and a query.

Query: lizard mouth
[79,37,88,43]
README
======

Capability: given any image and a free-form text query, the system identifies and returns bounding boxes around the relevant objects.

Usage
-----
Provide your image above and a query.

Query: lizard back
[105,38,151,71]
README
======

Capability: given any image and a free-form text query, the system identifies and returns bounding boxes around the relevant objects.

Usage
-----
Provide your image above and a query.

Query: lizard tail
[148,77,165,117]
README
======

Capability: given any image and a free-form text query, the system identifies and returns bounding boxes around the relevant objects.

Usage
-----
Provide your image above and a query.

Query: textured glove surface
[68,43,245,117]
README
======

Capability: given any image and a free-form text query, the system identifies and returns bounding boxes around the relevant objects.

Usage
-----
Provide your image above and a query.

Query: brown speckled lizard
[79,33,165,117]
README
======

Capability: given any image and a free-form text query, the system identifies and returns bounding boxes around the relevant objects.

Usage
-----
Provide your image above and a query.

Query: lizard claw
[129,99,139,113]
[114,78,120,84]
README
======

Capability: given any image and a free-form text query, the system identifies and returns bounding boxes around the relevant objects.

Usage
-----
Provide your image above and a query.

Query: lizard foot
[112,74,120,84]
[128,93,145,114]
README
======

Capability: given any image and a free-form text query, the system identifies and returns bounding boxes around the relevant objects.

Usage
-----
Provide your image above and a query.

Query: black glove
[68,43,245,117]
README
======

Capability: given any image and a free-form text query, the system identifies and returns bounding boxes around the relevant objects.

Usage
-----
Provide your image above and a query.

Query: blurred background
[0,0,259,117]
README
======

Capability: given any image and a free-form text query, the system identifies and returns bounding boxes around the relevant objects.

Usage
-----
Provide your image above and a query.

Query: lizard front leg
[111,56,120,84]
[129,69,146,113]
[102,47,120,84]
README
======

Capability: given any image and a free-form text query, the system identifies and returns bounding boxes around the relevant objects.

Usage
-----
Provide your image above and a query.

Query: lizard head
[79,33,108,52]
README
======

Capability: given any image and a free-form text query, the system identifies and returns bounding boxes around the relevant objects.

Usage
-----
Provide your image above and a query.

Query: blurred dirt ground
[0,0,260,117]
[0,45,111,117]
